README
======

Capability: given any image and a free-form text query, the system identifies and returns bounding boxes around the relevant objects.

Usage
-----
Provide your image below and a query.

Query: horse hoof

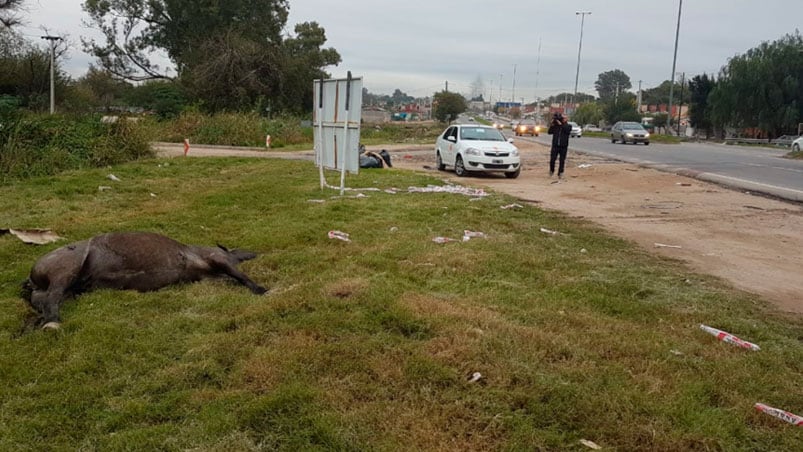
[253,286,268,295]
[42,322,61,330]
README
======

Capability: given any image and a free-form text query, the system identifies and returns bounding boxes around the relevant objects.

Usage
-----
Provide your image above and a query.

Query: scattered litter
[743,205,764,210]
[463,230,487,241]
[328,230,351,242]
[149,193,157,198]
[307,199,326,203]
[654,243,682,249]
[550,179,560,185]
[580,248,588,253]
[579,439,602,450]
[467,372,482,383]
[98,186,112,191]
[384,189,398,194]
[408,184,488,197]
[540,227,559,235]
[501,203,523,210]
[754,403,803,426]
[670,349,684,356]
[676,182,692,186]
[432,236,458,244]
[0,228,63,245]
[107,174,121,182]
[699,324,761,351]
[578,163,593,169]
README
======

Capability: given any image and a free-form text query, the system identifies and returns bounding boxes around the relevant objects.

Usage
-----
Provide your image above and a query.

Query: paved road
[516,133,803,202]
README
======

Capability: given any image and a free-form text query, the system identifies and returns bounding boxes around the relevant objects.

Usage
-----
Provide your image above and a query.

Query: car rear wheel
[793,143,800,152]
[454,155,467,177]
[436,151,446,171]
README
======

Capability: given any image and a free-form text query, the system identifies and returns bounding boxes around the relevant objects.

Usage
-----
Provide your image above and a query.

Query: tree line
[1,0,340,117]
[570,32,802,138]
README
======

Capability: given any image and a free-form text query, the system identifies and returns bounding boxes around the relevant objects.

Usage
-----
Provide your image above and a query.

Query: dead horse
[21,232,268,329]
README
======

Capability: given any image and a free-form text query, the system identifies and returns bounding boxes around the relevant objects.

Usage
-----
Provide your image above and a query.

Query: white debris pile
[408,184,488,197]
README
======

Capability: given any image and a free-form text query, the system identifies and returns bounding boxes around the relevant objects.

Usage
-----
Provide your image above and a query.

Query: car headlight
[510,149,519,157]
[465,148,481,156]
[644,133,650,138]
[626,133,634,137]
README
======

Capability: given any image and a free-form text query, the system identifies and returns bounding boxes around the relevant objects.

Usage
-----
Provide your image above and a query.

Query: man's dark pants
[550,146,568,176]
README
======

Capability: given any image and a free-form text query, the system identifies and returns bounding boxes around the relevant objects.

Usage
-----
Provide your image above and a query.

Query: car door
[439,126,457,164]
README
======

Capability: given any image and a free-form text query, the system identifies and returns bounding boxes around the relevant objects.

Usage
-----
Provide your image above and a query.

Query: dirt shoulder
[155,141,803,314]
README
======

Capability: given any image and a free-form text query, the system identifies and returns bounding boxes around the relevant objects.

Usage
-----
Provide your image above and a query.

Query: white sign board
[313,75,363,178]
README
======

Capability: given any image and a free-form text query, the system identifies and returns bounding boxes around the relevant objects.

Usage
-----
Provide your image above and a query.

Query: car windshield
[519,120,535,125]
[460,127,505,141]
[623,123,645,130]
[569,122,579,127]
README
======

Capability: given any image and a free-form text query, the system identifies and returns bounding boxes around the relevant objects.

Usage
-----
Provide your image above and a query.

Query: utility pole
[511,64,517,104]
[445,80,448,92]
[637,80,643,113]
[677,72,685,134]
[667,0,683,135]
[572,11,591,107]
[535,37,542,119]
[499,73,503,111]
[40,35,62,114]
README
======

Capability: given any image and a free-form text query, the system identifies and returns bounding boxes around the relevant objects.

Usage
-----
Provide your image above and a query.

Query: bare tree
[0,0,24,28]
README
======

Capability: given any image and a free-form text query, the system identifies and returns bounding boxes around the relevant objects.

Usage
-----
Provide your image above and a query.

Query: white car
[792,136,802,152]
[568,121,582,138]
[435,124,521,178]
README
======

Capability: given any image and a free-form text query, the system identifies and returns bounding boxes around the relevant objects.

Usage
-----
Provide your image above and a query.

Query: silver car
[611,121,650,145]
[568,121,582,138]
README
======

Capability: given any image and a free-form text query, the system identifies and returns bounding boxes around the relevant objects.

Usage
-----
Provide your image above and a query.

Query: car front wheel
[454,155,467,177]
[505,168,521,179]
[611,136,616,143]
[436,151,446,171]
[644,141,650,146]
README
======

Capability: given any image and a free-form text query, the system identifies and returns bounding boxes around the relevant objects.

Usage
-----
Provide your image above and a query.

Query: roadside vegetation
[0,113,152,184]
[1,156,801,450]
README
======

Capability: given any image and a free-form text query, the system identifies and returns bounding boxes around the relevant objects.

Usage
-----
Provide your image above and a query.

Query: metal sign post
[313,72,363,195]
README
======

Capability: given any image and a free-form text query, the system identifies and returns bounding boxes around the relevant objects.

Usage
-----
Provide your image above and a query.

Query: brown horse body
[22,232,267,328]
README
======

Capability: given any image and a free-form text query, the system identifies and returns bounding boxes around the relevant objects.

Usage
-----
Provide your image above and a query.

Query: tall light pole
[667,0,683,135]
[40,35,62,114]
[511,64,517,104]
[572,11,591,109]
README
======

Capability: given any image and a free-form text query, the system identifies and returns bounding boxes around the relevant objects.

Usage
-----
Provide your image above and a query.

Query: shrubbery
[0,113,153,184]
[146,110,312,148]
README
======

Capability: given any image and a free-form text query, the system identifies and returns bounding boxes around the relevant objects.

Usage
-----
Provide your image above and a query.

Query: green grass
[1,156,801,450]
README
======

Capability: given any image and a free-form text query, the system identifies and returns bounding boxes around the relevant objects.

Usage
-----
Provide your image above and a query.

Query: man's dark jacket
[548,122,572,148]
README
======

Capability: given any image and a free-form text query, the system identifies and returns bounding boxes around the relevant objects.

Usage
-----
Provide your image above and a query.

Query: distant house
[362,107,390,124]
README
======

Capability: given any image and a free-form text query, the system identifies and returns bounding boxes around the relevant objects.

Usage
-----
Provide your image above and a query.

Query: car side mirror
[447,136,456,142]
[507,138,514,144]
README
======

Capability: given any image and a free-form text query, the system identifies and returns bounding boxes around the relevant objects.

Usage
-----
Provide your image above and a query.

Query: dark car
[611,121,650,145]
[514,119,540,136]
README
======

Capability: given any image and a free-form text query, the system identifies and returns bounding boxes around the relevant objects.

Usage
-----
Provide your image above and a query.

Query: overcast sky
[16,0,803,102]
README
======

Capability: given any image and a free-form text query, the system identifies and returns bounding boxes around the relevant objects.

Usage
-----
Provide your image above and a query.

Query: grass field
[1,155,801,450]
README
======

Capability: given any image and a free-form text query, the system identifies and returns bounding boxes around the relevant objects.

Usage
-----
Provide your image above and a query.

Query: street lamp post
[40,35,62,114]
[572,11,591,109]
[667,0,683,135]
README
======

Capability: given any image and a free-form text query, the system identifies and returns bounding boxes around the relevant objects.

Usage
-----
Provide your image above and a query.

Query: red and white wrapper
[432,236,458,244]
[755,403,803,426]
[699,324,760,351]
[328,230,351,242]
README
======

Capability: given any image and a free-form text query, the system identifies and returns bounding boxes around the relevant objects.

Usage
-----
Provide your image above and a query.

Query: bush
[0,113,153,184]
[148,111,312,148]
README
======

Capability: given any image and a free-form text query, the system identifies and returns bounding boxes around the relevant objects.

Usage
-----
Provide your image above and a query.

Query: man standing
[547,113,572,180]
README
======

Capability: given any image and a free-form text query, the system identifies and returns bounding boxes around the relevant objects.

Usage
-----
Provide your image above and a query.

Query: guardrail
[724,136,799,147]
